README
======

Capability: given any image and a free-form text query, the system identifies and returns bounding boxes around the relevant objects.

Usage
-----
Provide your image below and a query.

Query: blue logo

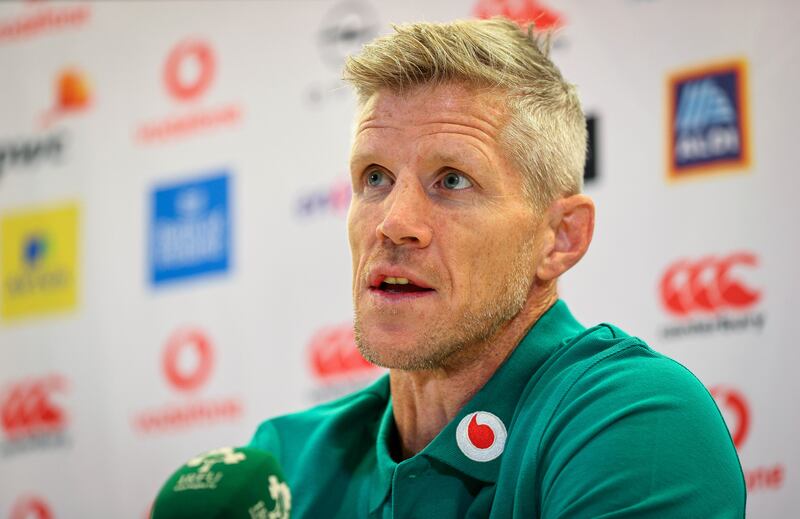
[149,171,231,285]
[669,61,750,178]
[23,234,48,268]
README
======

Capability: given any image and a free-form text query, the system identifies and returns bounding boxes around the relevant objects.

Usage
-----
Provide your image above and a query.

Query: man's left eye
[440,172,473,190]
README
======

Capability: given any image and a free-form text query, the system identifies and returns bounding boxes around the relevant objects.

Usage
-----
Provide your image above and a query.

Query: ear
[536,194,595,281]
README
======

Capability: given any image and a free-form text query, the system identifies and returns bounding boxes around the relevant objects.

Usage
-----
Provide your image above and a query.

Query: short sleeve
[538,344,746,519]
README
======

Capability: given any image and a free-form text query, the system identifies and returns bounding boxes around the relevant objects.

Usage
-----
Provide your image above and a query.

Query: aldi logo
[667,59,751,179]
[149,171,231,286]
[1,203,79,320]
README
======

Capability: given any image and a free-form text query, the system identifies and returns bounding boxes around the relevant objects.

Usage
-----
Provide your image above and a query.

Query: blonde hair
[343,18,586,211]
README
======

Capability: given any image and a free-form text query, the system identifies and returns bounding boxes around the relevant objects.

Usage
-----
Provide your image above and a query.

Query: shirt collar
[369,300,584,512]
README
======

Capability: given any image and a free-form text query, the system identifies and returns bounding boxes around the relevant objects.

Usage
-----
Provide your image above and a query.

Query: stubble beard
[354,241,535,371]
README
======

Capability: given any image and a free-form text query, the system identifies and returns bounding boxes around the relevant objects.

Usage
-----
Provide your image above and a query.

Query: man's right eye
[366,170,391,187]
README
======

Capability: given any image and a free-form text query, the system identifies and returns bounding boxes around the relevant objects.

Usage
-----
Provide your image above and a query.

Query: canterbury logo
[660,252,760,316]
[675,78,736,133]
[308,324,378,380]
[0,375,67,439]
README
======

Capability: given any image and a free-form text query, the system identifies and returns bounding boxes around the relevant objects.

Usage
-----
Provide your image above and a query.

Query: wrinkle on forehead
[355,84,508,143]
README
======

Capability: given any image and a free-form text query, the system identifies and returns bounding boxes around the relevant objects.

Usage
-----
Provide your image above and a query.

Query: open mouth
[372,276,434,295]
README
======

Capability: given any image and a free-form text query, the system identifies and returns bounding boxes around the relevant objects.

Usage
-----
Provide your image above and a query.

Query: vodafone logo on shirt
[660,252,760,316]
[456,411,507,462]
[9,496,53,519]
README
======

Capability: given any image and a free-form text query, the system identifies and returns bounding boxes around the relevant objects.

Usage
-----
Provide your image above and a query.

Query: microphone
[151,446,292,519]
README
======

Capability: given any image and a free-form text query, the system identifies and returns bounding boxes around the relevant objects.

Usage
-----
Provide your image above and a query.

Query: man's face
[348,83,540,370]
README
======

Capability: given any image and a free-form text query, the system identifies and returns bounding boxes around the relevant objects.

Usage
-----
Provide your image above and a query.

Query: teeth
[384,277,410,285]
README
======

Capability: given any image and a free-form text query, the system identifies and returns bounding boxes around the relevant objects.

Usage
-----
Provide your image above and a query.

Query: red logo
[473,0,564,29]
[710,386,750,449]
[162,328,214,392]
[0,3,90,43]
[164,40,215,101]
[660,252,760,316]
[467,414,494,449]
[1,375,67,440]
[308,324,378,380]
[456,411,507,462]
[10,496,52,519]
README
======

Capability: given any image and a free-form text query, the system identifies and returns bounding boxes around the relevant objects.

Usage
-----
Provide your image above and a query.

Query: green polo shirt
[250,301,745,518]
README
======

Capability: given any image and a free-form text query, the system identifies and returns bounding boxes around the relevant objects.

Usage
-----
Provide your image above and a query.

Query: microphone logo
[186,446,245,473]
[456,411,507,462]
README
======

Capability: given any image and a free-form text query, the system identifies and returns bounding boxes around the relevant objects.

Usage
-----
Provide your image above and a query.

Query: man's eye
[366,170,391,187]
[441,172,472,190]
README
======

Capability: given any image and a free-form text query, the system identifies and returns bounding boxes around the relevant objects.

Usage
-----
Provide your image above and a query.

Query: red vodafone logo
[710,386,750,449]
[162,328,214,392]
[308,324,378,380]
[660,252,761,316]
[1,375,67,440]
[10,496,52,519]
[163,39,215,101]
[473,0,564,29]
[456,411,507,462]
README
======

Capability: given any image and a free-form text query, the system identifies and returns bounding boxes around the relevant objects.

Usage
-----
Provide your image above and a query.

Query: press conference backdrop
[0,0,797,517]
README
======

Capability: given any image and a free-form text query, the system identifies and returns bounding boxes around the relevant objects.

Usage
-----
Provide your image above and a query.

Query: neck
[388,283,557,460]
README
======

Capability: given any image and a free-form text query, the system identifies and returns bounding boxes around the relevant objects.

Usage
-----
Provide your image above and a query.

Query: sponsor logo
[164,40,216,101]
[0,66,89,181]
[307,322,382,403]
[163,328,214,392]
[474,0,565,36]
[0,132,65,180]
[317,1,378,69]
[1,203,79,321]
[710,386,785,492]
[135,39,241,143]
[40,68,92,127]
[172,447,246,492]
[306,1,378,107]
[659,252,764,339]
[456,411,507,462]
[295,177,351,218]
[667,59,750,179]
[584,115,598,184]
[0,2,90,43]
[132,328,243,434]
[149,171,231,286]
[0,374,71,457]
[9,496,53,519]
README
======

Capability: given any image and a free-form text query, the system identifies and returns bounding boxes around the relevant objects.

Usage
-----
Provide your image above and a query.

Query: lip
[366,265,435,290]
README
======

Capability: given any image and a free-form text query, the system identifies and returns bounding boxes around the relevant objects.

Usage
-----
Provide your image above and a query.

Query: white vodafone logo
[456,411,507,462]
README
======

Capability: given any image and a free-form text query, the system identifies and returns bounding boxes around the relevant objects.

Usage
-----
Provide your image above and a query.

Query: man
[251,18,745,517]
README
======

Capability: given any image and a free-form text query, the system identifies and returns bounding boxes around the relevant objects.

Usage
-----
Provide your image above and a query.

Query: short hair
[343,18,586,211]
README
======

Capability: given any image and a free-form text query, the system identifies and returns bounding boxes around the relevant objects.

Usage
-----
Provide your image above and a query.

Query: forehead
[353,83,508,142]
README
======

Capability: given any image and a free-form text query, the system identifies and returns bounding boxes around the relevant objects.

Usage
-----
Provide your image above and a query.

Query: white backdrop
[0,0,797,517]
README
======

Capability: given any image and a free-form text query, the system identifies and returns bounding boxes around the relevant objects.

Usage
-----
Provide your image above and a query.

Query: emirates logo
[456,411,506,462]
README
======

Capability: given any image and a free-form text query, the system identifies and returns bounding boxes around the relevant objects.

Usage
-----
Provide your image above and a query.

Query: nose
[376,179,433,248]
